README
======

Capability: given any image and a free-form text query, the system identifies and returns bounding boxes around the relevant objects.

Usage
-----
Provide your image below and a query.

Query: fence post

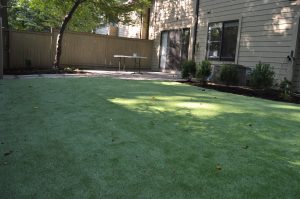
[0,17,3,79]
[50,27,53,67]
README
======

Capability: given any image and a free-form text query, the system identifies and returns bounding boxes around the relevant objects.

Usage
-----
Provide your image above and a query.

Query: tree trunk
[0,0,9,69]
[54,0,84,68]
[0,0,8,27]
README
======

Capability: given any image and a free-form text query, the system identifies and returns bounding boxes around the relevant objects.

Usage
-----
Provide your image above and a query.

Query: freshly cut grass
[0,77,300,198]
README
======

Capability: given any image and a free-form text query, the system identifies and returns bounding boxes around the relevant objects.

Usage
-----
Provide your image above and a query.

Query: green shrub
[181,60,196,80]
[280,78,292,100]
[25,59,32,68]
[196,60,211,83]
[250,62,274,89]
[220,64,239,86]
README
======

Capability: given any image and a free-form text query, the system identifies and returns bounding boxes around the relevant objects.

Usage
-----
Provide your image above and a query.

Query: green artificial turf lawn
[0,77,300,198]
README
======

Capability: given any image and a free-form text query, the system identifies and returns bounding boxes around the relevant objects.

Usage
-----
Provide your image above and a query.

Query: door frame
[158,28,190,70]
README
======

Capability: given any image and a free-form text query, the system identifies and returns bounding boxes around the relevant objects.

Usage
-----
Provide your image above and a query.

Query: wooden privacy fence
[8,30,153,70]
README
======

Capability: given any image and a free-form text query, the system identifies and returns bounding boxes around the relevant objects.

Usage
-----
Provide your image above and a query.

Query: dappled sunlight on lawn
[289,161,300,167]
[109,95,221,118]
[153,81,186,86]
[265,104,300,111]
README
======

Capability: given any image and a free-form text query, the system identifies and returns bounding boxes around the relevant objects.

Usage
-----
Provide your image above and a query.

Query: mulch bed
[178,81,300,104]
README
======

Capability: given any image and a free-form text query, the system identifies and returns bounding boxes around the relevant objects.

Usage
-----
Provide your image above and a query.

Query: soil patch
[179,81,300,104]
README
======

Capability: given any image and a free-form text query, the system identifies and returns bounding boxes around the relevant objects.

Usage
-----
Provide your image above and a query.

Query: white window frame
[206,16,242,64]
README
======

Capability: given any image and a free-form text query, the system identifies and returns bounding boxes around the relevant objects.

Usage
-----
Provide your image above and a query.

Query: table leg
[118,58,121,71]
[123,57,126,71]
[138,58,141,74]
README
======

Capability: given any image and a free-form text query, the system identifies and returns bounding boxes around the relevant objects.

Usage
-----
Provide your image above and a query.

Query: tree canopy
[8,0,150,32]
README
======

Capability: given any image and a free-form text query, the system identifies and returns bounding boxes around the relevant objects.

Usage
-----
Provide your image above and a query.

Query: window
[207,21,239,61]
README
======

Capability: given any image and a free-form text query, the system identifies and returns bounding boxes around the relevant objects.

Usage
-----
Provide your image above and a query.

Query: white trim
[235,16,243,64]
[206,15,242,64]
[206,14,242,25]
[291,15,300,56]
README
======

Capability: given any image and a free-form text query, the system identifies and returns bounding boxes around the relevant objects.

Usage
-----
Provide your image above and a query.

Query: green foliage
[8,0,151,32]
[279,78,293,100]
[250,62,274,89]
[220,64,239,86]
[181,60,196,80]
[196,60,211,82]
[25,59,32,68]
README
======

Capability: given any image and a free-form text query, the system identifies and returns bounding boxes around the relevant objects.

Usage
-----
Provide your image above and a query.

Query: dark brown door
[168,30,181,70]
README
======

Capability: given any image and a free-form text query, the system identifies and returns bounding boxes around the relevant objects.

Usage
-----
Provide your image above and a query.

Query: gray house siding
[149,0,300,91]
[195,0,300,88]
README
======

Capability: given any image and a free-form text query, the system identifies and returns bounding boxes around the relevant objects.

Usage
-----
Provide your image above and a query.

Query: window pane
[208,42,221,59]
[221,21,239,61]
[207,23,222,59]
[208,23,222,41]
[181,29,190,62]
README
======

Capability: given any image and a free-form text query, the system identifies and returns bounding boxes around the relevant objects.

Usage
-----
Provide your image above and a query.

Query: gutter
[192,0,200,61]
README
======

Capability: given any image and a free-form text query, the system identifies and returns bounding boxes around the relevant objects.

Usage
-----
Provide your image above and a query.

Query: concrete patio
[3,70,182,81]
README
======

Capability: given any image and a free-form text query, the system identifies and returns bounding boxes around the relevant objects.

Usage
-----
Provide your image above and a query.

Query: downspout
[291,14,300,89]
[192,0,200,61]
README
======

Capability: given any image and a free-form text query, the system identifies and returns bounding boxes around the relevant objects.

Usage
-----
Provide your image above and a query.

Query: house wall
[149,0,196,70]
[95,11,148,39]
[293,17,300,92]
[195,0,300,86]
[118,24,141,38]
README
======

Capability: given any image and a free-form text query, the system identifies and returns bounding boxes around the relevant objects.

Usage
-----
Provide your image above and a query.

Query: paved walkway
[3,70,183,81]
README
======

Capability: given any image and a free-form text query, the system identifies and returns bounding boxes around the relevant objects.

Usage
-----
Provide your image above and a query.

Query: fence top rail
[10,29,52,36]
[10,29,154,42]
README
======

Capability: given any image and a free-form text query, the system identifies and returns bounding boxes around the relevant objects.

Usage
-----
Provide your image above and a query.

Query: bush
[196,60,211,84]
[220,64,239,86]
[181,60,196,80]
[250,62,274,89]
[280,78,292,100]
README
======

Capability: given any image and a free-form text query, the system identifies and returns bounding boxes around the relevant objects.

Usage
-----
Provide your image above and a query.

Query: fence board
[9,30,153,70]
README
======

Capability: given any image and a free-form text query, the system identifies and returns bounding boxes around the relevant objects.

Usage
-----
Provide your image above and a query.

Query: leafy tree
[8,0,151,67]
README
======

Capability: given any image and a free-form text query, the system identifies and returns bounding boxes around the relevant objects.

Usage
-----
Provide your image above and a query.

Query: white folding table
[113,55,147,74]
